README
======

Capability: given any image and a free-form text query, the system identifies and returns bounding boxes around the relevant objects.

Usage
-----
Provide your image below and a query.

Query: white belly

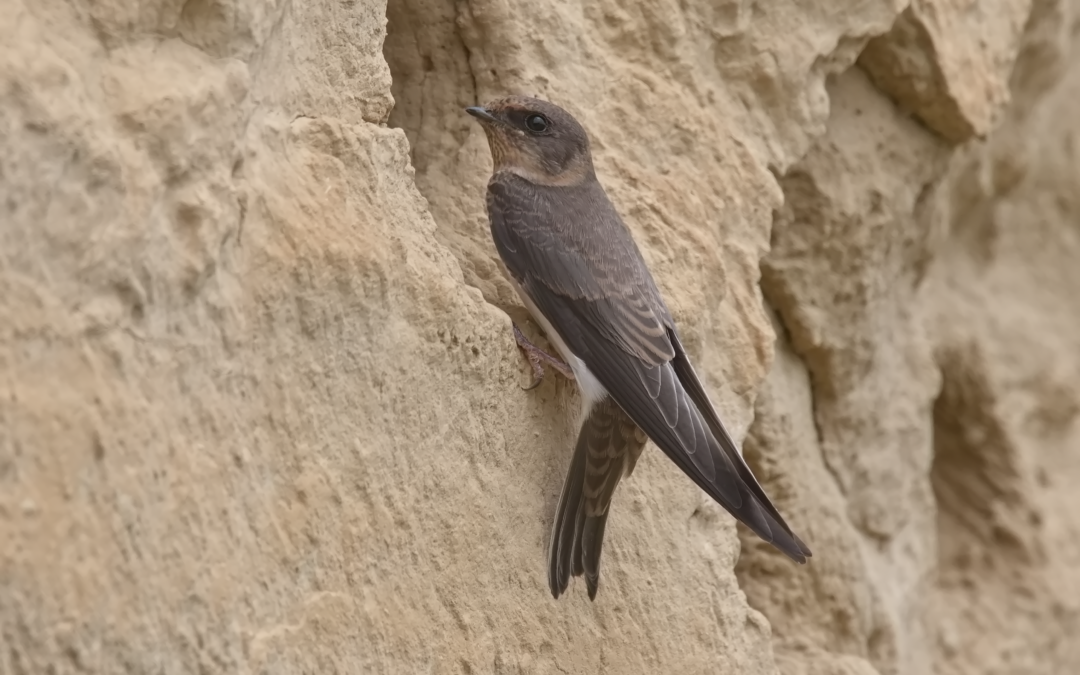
[508,279,608,419]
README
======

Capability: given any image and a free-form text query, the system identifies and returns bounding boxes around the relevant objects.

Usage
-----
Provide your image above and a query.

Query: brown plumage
[466,96,810,600]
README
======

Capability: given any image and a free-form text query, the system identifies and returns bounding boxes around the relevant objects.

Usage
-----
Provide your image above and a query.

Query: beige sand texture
[2,0,1078,672]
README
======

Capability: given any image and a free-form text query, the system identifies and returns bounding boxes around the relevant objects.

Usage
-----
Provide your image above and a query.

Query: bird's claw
[521,350,546,391]
[513,323,572,389]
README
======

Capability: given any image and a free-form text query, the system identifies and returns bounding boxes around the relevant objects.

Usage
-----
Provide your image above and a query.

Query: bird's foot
[513,323,575,390]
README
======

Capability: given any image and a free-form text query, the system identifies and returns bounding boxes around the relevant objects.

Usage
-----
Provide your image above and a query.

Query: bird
[465,95,810,600]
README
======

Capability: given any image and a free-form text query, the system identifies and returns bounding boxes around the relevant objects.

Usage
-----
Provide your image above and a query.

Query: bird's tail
[548,397,646,600]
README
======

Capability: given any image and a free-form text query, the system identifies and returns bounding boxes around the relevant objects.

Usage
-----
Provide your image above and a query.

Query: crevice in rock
[383,0,479,170]
[382,0,522,317]
[931,345,1040,562]
[1007,0,1073,115]
[757,292,839,494]
[758,168,854,508]
[928,343,1057,674]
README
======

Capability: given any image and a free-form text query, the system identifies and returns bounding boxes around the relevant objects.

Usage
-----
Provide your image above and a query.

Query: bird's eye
[525,114,549,133]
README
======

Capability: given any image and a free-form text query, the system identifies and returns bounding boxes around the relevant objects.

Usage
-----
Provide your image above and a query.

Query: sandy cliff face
[2,0,1078,672]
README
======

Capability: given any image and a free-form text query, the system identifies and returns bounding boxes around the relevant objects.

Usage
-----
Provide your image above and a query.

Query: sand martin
[466,96,810,599]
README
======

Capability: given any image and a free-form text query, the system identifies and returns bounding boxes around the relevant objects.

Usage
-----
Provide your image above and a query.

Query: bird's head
[465,96,594,186]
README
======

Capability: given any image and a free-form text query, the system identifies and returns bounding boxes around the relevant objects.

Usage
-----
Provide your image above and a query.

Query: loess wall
[2,0,1078,673]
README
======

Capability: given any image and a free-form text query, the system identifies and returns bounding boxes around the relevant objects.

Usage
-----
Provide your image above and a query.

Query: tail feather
[548,435,587,597]
[548,396,645,600]
[581,514,608,600]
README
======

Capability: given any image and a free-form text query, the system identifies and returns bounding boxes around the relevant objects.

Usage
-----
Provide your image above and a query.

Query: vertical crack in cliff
[931,347,1037,556]
[757,169,851,503]
[382,0,524,317]
[384,0,478,167]
[928,342,1062,674]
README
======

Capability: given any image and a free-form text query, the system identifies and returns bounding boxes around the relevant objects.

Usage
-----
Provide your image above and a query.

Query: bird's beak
[465,106,500,125]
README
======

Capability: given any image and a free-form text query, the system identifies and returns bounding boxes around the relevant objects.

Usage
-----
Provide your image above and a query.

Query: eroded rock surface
[2,0,1078,673]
